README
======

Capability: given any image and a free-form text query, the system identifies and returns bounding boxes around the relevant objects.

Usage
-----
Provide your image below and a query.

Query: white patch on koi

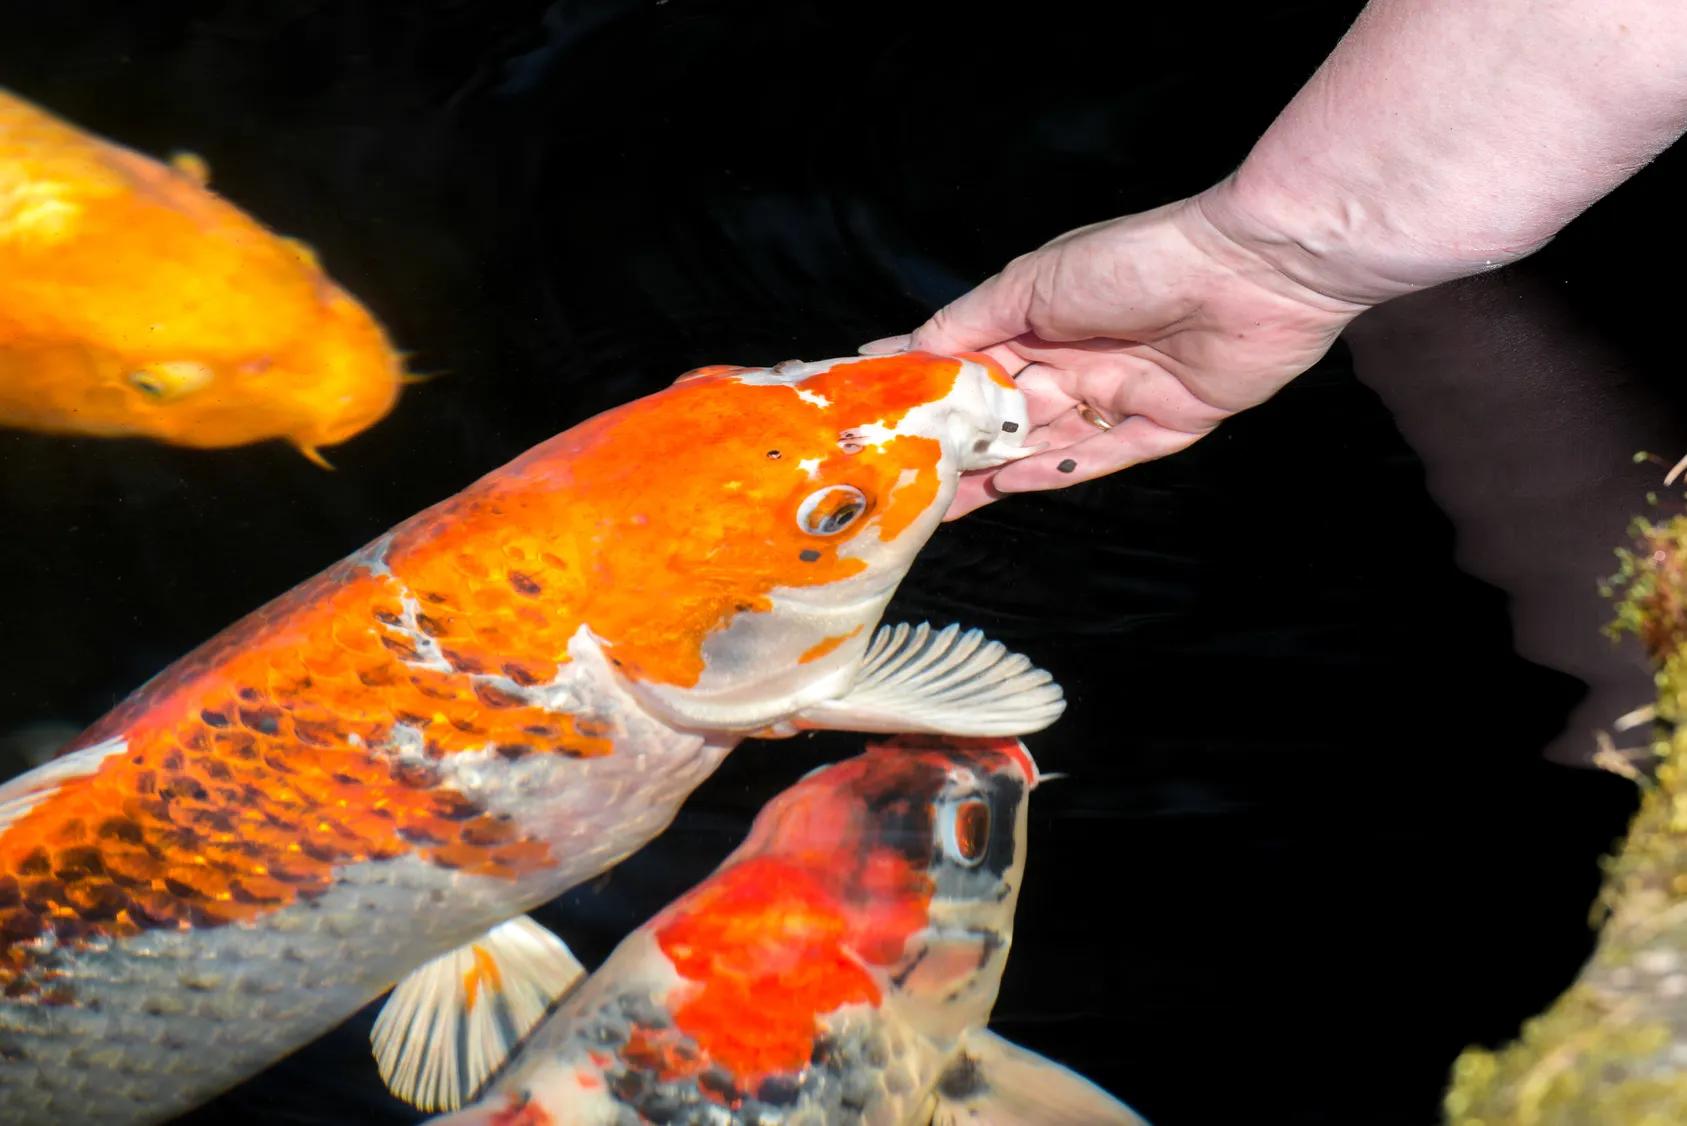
[798,456,823,478]
[0,735,128,836]
[794,388,831,408]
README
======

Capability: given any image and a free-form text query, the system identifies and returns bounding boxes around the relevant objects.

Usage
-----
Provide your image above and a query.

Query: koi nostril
[1001,421,1019,433]
[766,450,781,459]
[799,549,821,562]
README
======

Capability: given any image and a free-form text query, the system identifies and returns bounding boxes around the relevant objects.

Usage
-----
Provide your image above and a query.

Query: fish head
[554,351,1030,731]
[99,252,404,458]
[739,736,1036,1034]
[0,107,404,456]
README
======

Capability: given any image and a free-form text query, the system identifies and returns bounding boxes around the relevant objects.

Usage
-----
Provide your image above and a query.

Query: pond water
[1,2,1678,1122]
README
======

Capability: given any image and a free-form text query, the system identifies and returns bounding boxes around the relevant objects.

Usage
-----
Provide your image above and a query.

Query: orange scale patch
[801,353,963,430]
[654,857,884,1083]
[376,361,963,692]
[0,570,591,995]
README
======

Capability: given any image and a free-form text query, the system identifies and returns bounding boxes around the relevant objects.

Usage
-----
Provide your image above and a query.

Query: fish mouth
[953,356,1036,471]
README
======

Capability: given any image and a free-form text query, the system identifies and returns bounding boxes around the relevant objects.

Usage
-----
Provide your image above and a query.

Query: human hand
[863,190,1371,518]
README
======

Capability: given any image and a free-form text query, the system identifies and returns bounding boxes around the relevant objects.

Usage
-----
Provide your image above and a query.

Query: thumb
[908,265,1034,355]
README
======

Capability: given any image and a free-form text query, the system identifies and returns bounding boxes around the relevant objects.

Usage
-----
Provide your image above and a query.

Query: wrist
[1196,165,1548,309]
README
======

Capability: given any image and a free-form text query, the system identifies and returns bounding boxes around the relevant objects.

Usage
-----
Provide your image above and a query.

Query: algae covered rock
[1446,506,1687,1124]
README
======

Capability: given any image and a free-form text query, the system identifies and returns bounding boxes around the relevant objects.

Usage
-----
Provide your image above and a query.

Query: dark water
[1,1,1679,1122]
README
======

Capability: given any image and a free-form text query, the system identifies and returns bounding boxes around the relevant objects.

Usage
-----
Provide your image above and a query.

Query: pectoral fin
[791,623,1065,736]
[372,916,586,1112]
[929,1031,1150,1126]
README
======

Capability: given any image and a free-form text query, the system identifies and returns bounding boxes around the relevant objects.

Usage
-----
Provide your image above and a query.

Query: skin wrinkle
[1218,0,1687,302]
[871,1,1687,520]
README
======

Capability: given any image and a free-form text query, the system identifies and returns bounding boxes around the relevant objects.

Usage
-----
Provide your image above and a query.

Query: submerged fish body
[0,352,1062,1125]
[424,736,1145,1126]
[0,86,402,457]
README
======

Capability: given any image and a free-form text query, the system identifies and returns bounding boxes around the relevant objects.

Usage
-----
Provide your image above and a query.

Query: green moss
[1443,511,1687,1123]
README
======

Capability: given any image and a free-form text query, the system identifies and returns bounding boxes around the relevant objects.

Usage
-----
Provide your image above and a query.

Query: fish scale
[428,740,1145,1126]
[0,352,1057,1124]
[1,675,729,1124]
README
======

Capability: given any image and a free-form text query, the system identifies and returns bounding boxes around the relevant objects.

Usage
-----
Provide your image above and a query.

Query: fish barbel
[0,352,1061,1124]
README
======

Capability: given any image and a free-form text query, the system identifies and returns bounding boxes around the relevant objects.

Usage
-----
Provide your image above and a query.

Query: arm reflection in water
[1343,269,1679,767]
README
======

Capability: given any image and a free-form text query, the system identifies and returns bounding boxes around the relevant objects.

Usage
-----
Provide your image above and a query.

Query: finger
[989,416,1209,492]
[944,470,1005,520]
[907,267,1033,355]
[969,343,1034,379]
[1011,363,1085,427]
[858,334,911,355]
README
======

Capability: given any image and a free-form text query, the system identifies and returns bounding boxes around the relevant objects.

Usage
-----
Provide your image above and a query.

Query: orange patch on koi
[798,625,863,665]
[382,367,957,690]
[958,351,1017,389]
[655,858,882,1082]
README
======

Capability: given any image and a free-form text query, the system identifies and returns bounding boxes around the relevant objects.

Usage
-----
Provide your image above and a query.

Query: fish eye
[795,485,869,536]
[127,371,167,398]
[126,362,214,402]
[939,798,991,867]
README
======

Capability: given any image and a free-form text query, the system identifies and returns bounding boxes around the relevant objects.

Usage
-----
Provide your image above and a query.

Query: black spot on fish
[758,1075,802,1105]
[239,708,281,736]
[1057,458,1077,473]
[800,549,822,562]
[508,571,542,597]
[890,946,929,989]
[473,682,526,709]
[937,1053,988,1100]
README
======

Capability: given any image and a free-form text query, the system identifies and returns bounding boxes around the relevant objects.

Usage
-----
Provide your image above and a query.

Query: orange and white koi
[421,736,1146,1126]
[0,352,1061,1125]
[0,86,403,460]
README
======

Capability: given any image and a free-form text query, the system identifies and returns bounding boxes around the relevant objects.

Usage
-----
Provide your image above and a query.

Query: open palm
[864,195,1368,517]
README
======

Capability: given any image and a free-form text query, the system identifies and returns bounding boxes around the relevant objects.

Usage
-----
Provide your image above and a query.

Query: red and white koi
[422,736,1145,1126]
[0,353,1059,1125]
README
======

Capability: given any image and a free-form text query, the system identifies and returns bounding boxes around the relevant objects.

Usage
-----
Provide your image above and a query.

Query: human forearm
[1204,0,1687,304]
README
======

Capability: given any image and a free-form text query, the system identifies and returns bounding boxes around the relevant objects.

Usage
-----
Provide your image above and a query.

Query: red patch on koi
[654,854,916,1082]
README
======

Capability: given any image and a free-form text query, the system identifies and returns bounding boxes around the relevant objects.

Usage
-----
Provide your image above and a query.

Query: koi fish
[0,85,403,461]
[0,352,1063,1125]
[420,736,1146,1126]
